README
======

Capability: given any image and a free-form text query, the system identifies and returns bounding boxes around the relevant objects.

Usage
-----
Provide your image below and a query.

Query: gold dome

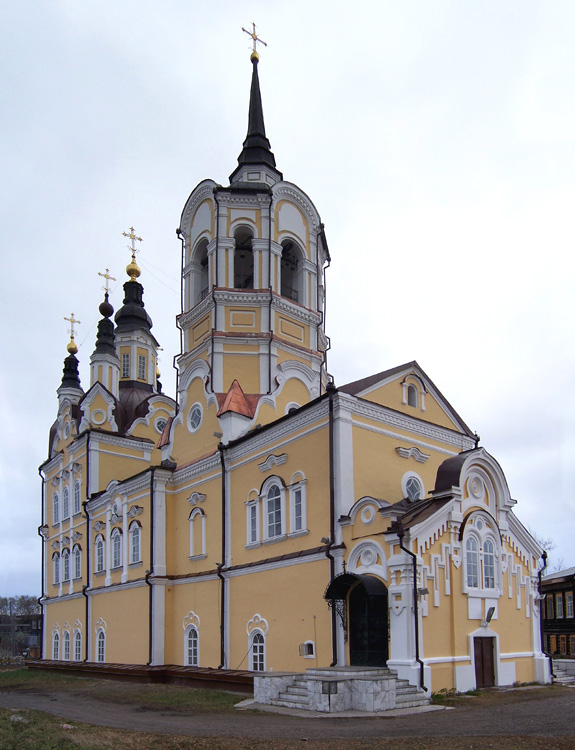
[67,337,78,355]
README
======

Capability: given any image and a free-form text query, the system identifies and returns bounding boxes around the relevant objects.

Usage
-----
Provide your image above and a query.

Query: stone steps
[554,668,575,685]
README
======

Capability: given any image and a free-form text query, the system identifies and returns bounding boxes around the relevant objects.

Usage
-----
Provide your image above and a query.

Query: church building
[39,35,550,706]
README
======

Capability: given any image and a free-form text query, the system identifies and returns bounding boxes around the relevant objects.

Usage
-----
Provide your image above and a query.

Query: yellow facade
[40,53,549,697]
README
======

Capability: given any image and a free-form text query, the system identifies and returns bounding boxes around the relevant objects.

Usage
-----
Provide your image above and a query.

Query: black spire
[93,292,117,356]
[229,57,282,184]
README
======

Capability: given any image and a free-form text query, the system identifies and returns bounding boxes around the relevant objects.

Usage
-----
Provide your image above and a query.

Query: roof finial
[98,267,116,295]
[242,22,267,62]
[64,313,81,354]
[122,226,142,281]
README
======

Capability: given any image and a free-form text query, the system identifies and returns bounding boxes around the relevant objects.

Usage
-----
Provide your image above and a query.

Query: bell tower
[176,30,330,441]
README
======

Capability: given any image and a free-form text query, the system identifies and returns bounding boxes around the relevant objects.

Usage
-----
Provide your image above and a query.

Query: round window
[405,476,423,502]
[188,404,202,433]
[155,417,168,434]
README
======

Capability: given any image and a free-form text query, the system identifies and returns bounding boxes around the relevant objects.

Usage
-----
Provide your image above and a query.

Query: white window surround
[401,375,427,412]
[129,522,141,564]
[246,475,307,547]
[73,481,81,515]
[96,629,106,663]
[462,512,501,598]
[250,630,266,671]
[288,475,307,537]
[62,549,70,582]
[187,403,203,433]
[111,528,122,570]
[53,493,60,524]
[185,625,200,666]
[73,630,82,661]
[63,630,70,661]
[52,552,60,585]
[95,535,105,573]
[52,631,60,660]
[73,545,81,579]
[137,354,146,380]
[401,471,424,502]
[63,487,69,520]
[188,508,207,559]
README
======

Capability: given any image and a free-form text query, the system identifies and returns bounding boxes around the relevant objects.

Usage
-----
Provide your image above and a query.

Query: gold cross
[122,226,143,261]
[64,313,81,340]
[98,268,116,294]
[242,22,267,60]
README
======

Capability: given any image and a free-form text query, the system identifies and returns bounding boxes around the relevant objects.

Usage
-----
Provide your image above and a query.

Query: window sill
[110,565,122,572]
[94,570,105,577]
[129,560,143,568]
[188,554,207,561]
[288,529,309,539]
[263,534,287,545]
[245,542,262,550]
[464,588,500,598]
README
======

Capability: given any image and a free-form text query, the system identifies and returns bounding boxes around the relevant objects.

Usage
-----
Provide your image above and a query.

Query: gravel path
[1,686,575,740]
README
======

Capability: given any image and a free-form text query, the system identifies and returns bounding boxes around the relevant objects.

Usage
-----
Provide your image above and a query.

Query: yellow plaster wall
[170,377,220,464]
[274,313,310,349]
[228,560,332,671]
[164,579,222,667]
[222,351,260,394]
[90,586,149,663]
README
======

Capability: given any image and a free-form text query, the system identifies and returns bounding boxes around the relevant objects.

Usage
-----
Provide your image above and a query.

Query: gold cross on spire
[122,226,142,281]
[64,313,81,354]
[98,268,116,294]
[242,22,267,61]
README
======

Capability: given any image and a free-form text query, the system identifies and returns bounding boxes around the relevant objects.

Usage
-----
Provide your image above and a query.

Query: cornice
[273,183,321,229]
[177,294,214,329]
[179,180,216,237]
[346,395,474,452]
[89,431,155,452]
[172,452,221,484]
[271,295,321,325]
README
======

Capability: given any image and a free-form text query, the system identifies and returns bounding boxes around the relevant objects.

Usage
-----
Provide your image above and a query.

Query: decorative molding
[183,610,200,631]
[51,541,60,549]
[71,531,82,541]
[396,446,430,463]
[127,505,144,518]
[93,521,105,532]
[258,454,288,473]
[187,492,206,506]
[247,613,268,636]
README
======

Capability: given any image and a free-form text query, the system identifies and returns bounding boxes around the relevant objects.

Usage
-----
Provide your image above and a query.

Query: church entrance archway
[324,573,389,667]
[474,636,495,688]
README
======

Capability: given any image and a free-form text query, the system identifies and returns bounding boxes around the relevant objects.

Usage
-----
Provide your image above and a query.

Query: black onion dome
[114,279,153,333]
[93,293,116,357]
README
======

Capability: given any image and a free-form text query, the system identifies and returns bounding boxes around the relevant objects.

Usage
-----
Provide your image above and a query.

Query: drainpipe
[396,521,427,692]
[211,188,221,381]
[538,549,553,679]
[267,192,273,394]
[37,467,46,660]
[83,430,91,662]
[318,225,331,396]
[218,442,227,669]
[326,381,338,666]
[146,468,155,666]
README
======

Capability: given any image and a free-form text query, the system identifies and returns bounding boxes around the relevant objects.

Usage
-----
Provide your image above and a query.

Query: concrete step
[285,685,307,696]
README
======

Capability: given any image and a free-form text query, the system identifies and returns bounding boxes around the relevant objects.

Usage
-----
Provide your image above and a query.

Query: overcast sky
[1,1,573,597]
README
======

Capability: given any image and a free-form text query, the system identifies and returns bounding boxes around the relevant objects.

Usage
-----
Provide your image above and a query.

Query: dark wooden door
[349,582,388,667]
[474,637,495,688]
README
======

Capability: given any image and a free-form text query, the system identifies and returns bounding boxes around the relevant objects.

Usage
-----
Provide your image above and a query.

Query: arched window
[73,481,81,515]
[63,487,69,519]
[111,528,122,569]
[280,240,303,303]
[95,535,105,573]
[62,549,70,582]
[250,631,265,671]
[189,508,206,558]
[73,630,82,661]
[53,493,60,524]
[234,227,254,290]
[73,545,81,579]
[483,538,495,589]
[96,630,105,663]
[402,472,424,502]
[407,384,417,408]
[186,627,199,666]
[63,630,70,660]
[465,536,479,588]
[266,483,282,539]
[52,552,60,585]
[52,631,60,660]
[129,522,141,564]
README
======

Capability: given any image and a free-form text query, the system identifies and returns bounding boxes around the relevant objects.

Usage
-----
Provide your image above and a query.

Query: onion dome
[93,292,116,356]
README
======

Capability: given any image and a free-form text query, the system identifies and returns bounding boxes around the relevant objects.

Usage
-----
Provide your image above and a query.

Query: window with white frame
[95,535,105,573]
[111,528,122,569]
[52,552,60,585]
[122,353,130,378]
[62,549,70,582]
[73,545,81,579]
[52,631,60,660]
[463,514,499,592]
[266,483,282,539]
[129,522,141,564]
[547,595,555,619]
[289,475,307,534]
[186,626,199,666]
[73,630,82,661]
[250,631,265,671]
[63,630,70,660]
[567,592,574,618]
[73,481,81,515]
[96,630,105,662]
[247,498,260,545]
[53,493,60,524]
[402,471,424,502]
[137,354,146,380]
[407,384,418,407]
[189,509,206,558]
[63,487,69,519]
[556,594,564,619]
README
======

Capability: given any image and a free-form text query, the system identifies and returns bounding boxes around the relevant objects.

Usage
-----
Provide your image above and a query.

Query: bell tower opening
[234,227,254,290]
[280,240,302,303]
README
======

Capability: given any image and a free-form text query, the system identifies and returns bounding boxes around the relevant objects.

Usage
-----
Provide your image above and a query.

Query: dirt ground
[1,680,575,742]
